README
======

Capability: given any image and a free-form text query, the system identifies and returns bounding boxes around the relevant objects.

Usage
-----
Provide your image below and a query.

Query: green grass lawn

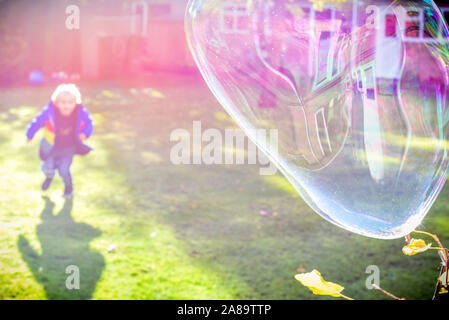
[0,73,448,300]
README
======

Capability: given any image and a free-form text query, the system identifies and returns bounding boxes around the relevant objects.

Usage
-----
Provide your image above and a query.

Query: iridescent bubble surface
[186,0,449,239]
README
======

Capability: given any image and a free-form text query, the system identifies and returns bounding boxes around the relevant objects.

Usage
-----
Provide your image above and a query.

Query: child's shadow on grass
[18,196,105,300]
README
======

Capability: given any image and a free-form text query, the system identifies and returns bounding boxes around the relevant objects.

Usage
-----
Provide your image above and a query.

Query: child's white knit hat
[51,84,82,104]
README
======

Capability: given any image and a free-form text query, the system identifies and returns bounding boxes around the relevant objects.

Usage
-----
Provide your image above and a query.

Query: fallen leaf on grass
[295,269,347,299]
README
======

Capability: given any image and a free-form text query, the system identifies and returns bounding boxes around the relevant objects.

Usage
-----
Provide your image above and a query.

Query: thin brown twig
[445,256,449,292]
[429,247,449,252]
[372,284,405,300]
[405,234,411,244]
[413,230,447,261]
[433,265,445,300]
[412,230,448,300]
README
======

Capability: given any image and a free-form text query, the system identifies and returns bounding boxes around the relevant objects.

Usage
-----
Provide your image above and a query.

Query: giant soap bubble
[186,0,449,239]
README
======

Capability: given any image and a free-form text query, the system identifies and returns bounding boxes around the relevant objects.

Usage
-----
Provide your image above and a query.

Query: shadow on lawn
[18,196,105,300]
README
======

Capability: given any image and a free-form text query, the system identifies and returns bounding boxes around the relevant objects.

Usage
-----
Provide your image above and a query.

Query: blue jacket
[26,101,93,160]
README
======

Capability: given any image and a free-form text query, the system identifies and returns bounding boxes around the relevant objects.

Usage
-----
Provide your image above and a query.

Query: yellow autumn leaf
[439,271,448,287]
[308,0,348,11]
[295,269,346,298]
[142,88,165,98]
[101,90,121,99]
[402,238,432,256]
[150,90,165,98]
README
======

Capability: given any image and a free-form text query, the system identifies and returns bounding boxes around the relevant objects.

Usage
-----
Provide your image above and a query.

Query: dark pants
[41,147,75,187]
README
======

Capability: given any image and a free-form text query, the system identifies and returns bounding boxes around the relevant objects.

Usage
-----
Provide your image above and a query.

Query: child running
[26,84,93,198]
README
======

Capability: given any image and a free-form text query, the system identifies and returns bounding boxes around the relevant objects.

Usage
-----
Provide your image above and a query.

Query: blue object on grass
[29,70,44,85]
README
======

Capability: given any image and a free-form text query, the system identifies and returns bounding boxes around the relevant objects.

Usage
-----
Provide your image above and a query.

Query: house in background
[81,0,195,79]
[2,0,449,83]
[0,0,197,83]
[80,0,449,79]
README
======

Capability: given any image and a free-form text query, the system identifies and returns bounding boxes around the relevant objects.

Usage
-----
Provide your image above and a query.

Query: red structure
[0,0,195,84]
[80,0,195,79]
